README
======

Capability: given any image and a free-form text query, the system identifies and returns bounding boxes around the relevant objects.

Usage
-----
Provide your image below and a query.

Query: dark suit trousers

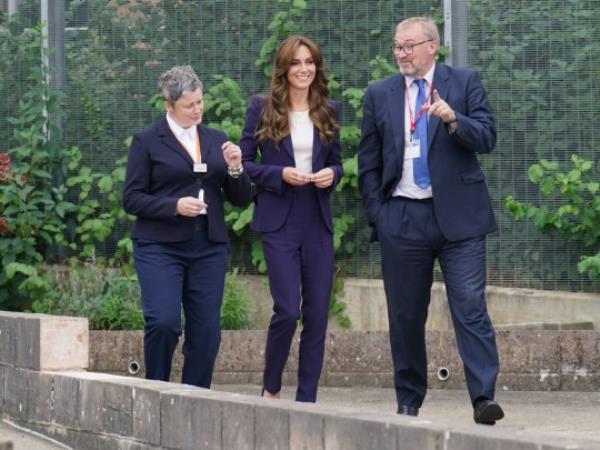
[377,197,499,408]
[261,184,334,402]
[133,218,228,388]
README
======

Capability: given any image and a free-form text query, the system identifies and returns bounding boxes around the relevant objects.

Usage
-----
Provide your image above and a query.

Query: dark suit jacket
[358,64,497,242]
[123,118,251,243]
[239,95,343,233]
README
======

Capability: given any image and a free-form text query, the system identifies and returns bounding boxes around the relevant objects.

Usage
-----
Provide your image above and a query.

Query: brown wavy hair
[256,35,338,146]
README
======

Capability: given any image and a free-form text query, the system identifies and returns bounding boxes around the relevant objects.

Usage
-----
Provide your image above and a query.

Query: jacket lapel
[158,118,194,166]
[198,125,212,163]
[281,135,295,163]
[387,74,406,162]
[311,126,322,169]
[429,64,450,148]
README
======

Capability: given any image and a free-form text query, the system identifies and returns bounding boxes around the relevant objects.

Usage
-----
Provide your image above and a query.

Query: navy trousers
[377,197,499,408]
[133,218,228,388]
[261,184,334,402]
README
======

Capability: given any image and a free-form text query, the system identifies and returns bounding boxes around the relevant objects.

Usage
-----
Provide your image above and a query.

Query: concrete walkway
[216,385,600,444]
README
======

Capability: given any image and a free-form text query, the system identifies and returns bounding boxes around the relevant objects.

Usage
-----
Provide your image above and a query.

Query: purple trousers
[261,184,334,402]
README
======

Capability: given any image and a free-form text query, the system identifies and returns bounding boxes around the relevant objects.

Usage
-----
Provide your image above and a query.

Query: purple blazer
[239,95,343,233]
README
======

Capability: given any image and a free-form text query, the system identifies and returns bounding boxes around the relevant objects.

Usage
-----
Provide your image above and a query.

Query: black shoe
[397,404,419,416]
[473,399,504,425]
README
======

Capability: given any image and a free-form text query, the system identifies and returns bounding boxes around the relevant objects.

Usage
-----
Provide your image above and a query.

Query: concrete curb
[2,312,599,449]
[3,369,600,449]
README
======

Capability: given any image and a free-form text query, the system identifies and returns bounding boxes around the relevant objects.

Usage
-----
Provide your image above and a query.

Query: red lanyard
[405,79,433,135]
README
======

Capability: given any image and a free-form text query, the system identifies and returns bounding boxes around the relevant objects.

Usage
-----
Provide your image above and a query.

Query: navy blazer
[358,64,497,242]
[239,95,343,233]
[123,118,251,243]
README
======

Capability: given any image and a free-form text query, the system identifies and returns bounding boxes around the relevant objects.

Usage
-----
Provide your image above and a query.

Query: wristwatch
[447,112,459,135]
[227,165,244,178]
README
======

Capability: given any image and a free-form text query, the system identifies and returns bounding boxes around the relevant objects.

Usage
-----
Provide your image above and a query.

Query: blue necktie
[412,79,431,189]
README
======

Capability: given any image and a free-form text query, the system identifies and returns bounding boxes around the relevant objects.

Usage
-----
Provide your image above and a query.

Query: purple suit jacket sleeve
[239,95,285,194]
[326,101,343,191]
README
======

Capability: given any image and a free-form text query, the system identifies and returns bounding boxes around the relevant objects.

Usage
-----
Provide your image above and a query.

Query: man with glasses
[358,17,504,425]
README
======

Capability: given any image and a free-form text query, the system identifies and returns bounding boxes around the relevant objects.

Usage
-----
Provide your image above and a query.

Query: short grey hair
[158,65,203,104]
[396,17,440,44]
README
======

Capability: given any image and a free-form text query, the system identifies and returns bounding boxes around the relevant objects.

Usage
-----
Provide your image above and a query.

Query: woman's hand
[283,167,312,186]
[176,197,207,217]
[311,168,334,188]
[222,141,242,170]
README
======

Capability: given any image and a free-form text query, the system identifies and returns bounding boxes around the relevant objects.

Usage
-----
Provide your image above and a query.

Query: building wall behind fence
[0,0,598,291]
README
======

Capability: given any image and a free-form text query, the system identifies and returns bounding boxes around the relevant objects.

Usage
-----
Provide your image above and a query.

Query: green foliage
[329,267,351,328]
[0,24,76,310]
[0,22,134,311]
[204,75,247,142]
[254,0,307,77]
[4,262,56,306]
[29,263,254,330]
[336,155,358,193]
[470,0,599,289]
[220,268,253,330]
[506,155,600,280]
[91,275,144,331]
[28,261,144,330]
[66,152,132,263]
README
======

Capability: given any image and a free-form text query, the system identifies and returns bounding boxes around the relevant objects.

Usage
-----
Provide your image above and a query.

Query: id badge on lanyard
[405,138,421,159]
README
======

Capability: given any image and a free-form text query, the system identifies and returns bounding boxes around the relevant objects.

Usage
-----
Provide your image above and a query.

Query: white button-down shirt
[166,113,199,162]
[392,63,435,199]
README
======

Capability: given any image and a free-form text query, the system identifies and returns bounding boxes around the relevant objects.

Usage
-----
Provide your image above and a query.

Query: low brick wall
[2,312,599,450]
[90,329,600,391]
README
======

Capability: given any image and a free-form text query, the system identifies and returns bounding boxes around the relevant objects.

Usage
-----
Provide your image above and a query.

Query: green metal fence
[1,0,598,291]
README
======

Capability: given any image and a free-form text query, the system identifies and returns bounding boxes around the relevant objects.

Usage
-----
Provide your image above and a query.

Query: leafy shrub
[0,25,76,310]
[506,155,600,280]
[29,261,143,330]
[221,268,253,330]
[29,262,255,331]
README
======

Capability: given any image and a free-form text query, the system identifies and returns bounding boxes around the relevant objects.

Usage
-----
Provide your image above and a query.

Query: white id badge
[405,139,421,159]
[193,163,207,173]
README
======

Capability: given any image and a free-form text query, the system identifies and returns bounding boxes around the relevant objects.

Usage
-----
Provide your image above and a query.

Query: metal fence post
[8,0,21,17]
[41,0,65,91]
[444,0,470,68]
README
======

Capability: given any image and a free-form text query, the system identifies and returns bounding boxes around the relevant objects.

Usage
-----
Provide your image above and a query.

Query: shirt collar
[405,62,436,88]
[166,113,196,139]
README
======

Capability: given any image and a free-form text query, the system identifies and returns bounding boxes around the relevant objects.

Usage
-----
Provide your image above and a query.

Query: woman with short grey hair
[158,65,203,104]
[123,65,251,387]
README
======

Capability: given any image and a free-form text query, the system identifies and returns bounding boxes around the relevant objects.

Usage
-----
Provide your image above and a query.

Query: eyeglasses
[392,39,433,54]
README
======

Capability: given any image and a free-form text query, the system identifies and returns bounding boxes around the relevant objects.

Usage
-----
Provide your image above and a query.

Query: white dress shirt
[392,63,435,199]
[166,113,199,162]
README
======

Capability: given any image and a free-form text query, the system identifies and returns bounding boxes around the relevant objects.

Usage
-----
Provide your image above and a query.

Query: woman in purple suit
[240,35,342,402]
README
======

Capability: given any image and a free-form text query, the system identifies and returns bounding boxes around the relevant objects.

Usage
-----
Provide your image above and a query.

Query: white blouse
[290,110,314,174]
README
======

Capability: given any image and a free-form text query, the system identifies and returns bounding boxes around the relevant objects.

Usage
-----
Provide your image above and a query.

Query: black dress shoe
[397,405,419,416]
[473,399,504,425]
